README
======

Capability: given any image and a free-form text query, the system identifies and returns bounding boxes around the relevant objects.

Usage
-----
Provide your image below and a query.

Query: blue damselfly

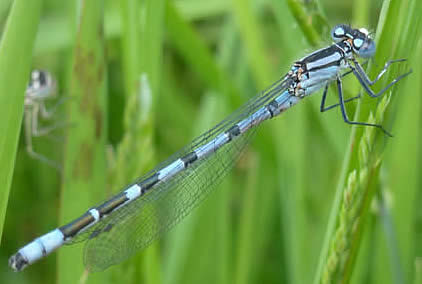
[9,24,411,272]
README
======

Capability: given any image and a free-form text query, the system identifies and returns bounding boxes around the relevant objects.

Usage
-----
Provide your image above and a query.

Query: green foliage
[0,0,420,284]
[0,0,43,242]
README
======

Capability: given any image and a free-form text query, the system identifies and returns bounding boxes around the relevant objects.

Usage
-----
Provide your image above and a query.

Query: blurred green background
[0,0,421,283]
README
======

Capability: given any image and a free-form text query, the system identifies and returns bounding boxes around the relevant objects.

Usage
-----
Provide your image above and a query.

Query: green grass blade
[109,0,165,282]
[57,1,108,283]
[120,0,142,102]
[286,0,322,45]
[164,1,241,106]
[233,154,260,284]
[0,0,43,242]
[231,0,273,88]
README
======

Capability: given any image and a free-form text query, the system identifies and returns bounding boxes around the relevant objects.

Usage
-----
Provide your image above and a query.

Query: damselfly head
[349,27,375,58]
[26,70,57,100]
[331,24,375,58]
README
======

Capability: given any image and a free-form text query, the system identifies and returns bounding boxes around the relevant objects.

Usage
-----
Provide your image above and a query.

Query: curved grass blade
[0,0,43,241]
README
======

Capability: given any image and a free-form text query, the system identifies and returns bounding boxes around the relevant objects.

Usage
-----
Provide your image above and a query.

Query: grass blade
[0,0,43,242]
[57,1,108,283]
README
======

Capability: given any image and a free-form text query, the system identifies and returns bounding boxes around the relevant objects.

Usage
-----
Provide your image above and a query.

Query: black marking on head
[352,27,369,39]
[97,192,128,216]
[138,173,159,192]
[59,212,95,238]
[181,152,197,167]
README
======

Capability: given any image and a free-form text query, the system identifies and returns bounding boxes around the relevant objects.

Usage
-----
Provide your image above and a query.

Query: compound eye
[354,38,375,58]
[331,24,347,42]
[353,38,364,49]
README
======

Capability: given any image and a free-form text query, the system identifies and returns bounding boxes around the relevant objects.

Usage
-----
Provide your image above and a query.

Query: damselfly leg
[24,105,64,171]
[319,61,370,112]
[336,77,392,136]
[351,59,412,98]
[320,84,361,112]
[320,58,411,136]
[320,59,410,112]
[354,59,407,86]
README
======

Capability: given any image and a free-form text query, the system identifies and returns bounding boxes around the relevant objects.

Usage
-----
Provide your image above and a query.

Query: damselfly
[9,24,411,272]
[24,70,64,170]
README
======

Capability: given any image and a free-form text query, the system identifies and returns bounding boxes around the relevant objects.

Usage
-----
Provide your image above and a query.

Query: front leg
[352,59,412,98]
[335,76,392,137]
[353,58,407,86]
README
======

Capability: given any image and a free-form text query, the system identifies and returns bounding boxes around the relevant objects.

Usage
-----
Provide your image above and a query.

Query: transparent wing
[81,77,292,271]
[68,75,290,244]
